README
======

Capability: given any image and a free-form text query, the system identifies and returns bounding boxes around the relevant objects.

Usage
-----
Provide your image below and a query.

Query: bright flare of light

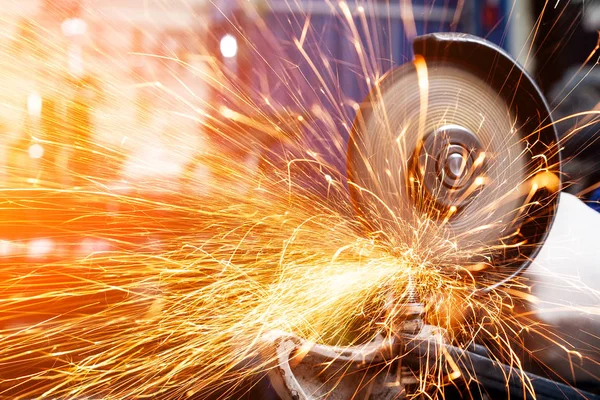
[61,18,88,37]
[27,238,54,258]
[28,143,44,159]
[220,34,238,58]
[0,240,12,256]
[27,92,42,117]
[67,44,84,77]
[220,106,236,119]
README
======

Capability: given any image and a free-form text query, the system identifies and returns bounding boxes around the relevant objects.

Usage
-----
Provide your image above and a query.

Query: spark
[0,1,596,399]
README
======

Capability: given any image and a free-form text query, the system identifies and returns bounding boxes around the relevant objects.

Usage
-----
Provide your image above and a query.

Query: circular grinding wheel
[348,33,561,288]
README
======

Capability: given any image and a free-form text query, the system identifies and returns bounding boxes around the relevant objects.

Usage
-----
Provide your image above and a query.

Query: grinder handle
[524,192,600,386]
[528,192,600,323]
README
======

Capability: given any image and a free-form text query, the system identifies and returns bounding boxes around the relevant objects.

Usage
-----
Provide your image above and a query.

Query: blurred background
[0,0,596,260]
[0,0,597,259]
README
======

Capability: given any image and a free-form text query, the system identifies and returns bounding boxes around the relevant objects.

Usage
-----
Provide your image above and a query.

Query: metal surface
[263,324,600,400]
[263,331,404,400]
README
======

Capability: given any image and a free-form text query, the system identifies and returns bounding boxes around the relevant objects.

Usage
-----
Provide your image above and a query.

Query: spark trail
[0,1,597,399]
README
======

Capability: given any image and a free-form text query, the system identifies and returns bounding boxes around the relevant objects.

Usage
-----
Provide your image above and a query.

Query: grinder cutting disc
[348,33,561,288]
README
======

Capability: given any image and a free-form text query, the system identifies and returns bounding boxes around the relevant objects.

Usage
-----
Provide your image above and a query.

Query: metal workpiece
[263,324,600,400]
[262,331,404,400]
[262,321,445,400]
[262,295,432,400]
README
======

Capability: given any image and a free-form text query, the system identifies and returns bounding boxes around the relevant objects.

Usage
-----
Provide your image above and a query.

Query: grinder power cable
[262,33,600,400]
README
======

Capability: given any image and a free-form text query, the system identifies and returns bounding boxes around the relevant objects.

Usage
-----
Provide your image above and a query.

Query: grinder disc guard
[348,33,561,288]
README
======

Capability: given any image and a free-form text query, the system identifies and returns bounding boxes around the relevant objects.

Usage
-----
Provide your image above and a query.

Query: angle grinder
[263,33,600,399]
[348,32,560,289]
